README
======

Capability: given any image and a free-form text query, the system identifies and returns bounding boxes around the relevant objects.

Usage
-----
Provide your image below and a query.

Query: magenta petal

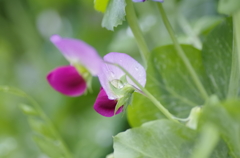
[47,65,87,97]
[50,35,102,76]
[94,88,123,117]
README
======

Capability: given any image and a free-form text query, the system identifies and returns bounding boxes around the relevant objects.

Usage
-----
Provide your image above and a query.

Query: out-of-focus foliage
[0,0,128,157]
[0,0,232,157]
[218,0,240,15]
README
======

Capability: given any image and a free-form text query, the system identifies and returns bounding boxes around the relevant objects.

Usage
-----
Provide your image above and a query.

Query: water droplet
[110,71,115,77]
[135,66,139,71]
[110,79,124,89]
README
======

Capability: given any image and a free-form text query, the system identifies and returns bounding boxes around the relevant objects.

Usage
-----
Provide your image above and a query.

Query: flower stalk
[125,0,150,67]
[229,10,240,98]
[157,3,209,100]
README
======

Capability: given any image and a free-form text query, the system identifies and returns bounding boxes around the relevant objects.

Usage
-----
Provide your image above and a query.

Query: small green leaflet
[102,0,126,30]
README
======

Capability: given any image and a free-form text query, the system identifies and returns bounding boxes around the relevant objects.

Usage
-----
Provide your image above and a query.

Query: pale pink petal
[47,65,87,96]
[50,35,102,76]
[98,52,146,99]
[93,88,123,117]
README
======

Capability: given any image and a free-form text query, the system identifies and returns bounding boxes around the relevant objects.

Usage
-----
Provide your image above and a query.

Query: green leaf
[33,135,66,158]
[0,86,73,157]
[114,120,195,158]
[128,45,208,127]
[200,99,240,158]
[127,93,165,127]
[202,18,233,99]
[28,117,56,139]
[94,0,110,13]
[218,0,240,15]
[114,120,229,158]
[102,0,126,30]
[19,104,39,116]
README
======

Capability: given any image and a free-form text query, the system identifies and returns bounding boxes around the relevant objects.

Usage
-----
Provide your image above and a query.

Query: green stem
[125,0,149,67]
[191,124,219,158]
[106,62,178,122]
[230,10,240,98]
[227,32,240,98]
[157,3,209,100]
[0,86,73,158]
[178,15,202,49]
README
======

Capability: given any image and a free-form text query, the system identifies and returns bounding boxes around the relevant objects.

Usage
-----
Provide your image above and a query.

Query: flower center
[110,79,124,89]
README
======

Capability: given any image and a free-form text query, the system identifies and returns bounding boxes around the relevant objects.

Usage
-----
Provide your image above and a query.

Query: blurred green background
[0,0,221,157]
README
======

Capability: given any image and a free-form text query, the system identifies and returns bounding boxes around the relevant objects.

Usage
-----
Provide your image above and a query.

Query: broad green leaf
[202,18,233,99]
[200,99,240,158]
[114,120,229,158]
[102,0,126,30]
[94,0,110,13]
[128,45,208,127]
[218,0,240,15]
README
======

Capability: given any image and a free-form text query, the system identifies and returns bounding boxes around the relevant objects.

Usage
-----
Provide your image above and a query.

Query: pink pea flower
[47,35,102,97]
[132,0,164,2]
[94,52,146,117]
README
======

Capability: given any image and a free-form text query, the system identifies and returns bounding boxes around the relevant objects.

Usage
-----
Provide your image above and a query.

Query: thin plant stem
[227,32,240,98]
[230,10,240,98]
[234,10,240,69]
[0,86,73,158]
[105,62,178,123]
[191,124,219,158]
[178,15,202,49]
[157,3,209,100]
[125,0,150,67]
